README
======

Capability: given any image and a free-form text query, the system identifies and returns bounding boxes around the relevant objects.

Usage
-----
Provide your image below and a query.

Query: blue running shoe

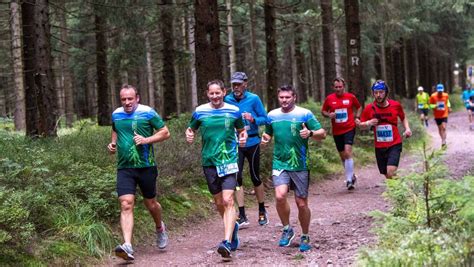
[230,222,239,251]
[299,235,311,252]
[258,211,269,226]
[217,240,231,259]
[278,227,295,247]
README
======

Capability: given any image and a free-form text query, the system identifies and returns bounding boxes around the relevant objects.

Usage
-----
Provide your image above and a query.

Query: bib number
[376,125,394,142]
[335,108,348,123]
[418,104,424,109]
[437,101,445,110]
[217,163,239,177]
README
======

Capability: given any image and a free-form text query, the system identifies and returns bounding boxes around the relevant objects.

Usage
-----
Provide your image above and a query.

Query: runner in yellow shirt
[415,86,430,127]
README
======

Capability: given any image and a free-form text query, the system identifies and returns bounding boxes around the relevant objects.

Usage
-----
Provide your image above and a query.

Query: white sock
[344,158,354,182]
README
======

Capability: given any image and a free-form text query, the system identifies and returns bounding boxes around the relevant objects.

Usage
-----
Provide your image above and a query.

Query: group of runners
[107,72,454,261]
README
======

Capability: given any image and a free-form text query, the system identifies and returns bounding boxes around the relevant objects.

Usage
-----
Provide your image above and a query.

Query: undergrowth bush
[357,148,474,266]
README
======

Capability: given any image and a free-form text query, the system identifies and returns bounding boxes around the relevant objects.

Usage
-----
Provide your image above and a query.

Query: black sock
[238,207,246,219]
[259,202,266,213]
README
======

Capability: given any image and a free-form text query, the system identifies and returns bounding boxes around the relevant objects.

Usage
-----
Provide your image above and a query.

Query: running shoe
[278,227,295,247]
[156,221,169,249]
[299,235,311,252]
[237,216,250,228]
[258,211,269,226]
[114,243,134,261]
[217,240,232,259]
[230,222,240,251]
[347,174,357,190]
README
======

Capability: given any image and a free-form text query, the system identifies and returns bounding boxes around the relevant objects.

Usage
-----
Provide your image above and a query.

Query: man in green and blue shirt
[186,80,247,260]
[262,85,326,253]
[224,71,269,227]
[108,85,170,261]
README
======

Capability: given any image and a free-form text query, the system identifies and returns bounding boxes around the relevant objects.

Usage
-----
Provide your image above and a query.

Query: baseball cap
[230,72,248,84]
[417,86,423,91]
[436,84,444,92]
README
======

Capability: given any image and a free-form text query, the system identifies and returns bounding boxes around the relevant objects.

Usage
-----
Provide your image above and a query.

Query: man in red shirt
[322,77,362,189]
[359,80,412,179]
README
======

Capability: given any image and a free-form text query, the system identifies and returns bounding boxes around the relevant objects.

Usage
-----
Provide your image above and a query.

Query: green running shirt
[112,104,165,169]
[265,106,322,171]
[189,103,244,167]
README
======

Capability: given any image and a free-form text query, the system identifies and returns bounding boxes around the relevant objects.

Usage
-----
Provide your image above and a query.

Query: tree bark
[22,0,58,137]
[144,32,155,108]
[187,10,198,109]
[264,0,278,109]
[10,0,26,131]
[248,0,262,101]
[194,0,222,104]
[405,38,417,98]
[95,11,111,126]
[226,0,236,75]
[59,0,74,127]
[161,0,177,118]
[320,0,336,98]
[344,0,365,106]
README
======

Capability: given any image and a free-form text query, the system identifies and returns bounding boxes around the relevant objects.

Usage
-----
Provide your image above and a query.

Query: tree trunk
[161,0,177,118]
[334,28,342,78]
[405,38,418,98]
[95,11,111,126]
[248,0,262,101]
[144,32,155,108]
[380,32,387,81]
[22,0,58,137]
[226,0,236,75]
[318,36,326,101]
[59,0,74,127]
[294,25,307,103]
[194,0,222,104]
[344,0,364,105]
[320,0,336,98]
[392,40,406,97]
[10,0,26,131]
[187,10,198,109]
[264,0,278,109]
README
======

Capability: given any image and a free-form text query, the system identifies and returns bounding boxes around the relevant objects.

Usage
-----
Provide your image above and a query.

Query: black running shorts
[117,166,158,199]
[333,128,356,152]
[375,143,402,175]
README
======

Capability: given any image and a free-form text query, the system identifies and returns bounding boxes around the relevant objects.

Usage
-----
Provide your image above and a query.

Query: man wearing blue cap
[224,72,269,227]
[429,83,451,148]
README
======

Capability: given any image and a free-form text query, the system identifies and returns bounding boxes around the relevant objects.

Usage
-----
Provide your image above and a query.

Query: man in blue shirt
[461,83,473,128]
[225,72,269,227]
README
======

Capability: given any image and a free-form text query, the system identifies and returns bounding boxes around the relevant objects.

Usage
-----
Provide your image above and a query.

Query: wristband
[309,131,313,137]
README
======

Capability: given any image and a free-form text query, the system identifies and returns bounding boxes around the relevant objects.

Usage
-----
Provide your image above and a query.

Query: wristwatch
[309,131,313,137]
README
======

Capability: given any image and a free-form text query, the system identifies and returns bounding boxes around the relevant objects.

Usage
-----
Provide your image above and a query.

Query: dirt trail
[106,111,472,266]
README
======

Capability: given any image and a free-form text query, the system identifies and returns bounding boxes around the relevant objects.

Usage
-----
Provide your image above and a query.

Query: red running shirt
[321,93,361,135]
[360,99,405,148]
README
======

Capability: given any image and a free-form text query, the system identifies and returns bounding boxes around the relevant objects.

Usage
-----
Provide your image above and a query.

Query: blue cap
[436,84,444,92]
[371,80,388,91]
[231,72,248,84]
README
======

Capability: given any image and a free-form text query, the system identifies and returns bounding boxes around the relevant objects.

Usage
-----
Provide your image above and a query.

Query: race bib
[437,101,445,110]
[418,104,424,109]
[216,163,239,177]
[335,108,348,123]
[376,125,394,142]
[272,169,284,177]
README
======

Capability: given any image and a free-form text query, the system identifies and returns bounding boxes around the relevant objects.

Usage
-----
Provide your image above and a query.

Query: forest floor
[105,110,473,266]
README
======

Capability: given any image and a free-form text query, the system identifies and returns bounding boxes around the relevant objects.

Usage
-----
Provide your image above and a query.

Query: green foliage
[358,149,474,266]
